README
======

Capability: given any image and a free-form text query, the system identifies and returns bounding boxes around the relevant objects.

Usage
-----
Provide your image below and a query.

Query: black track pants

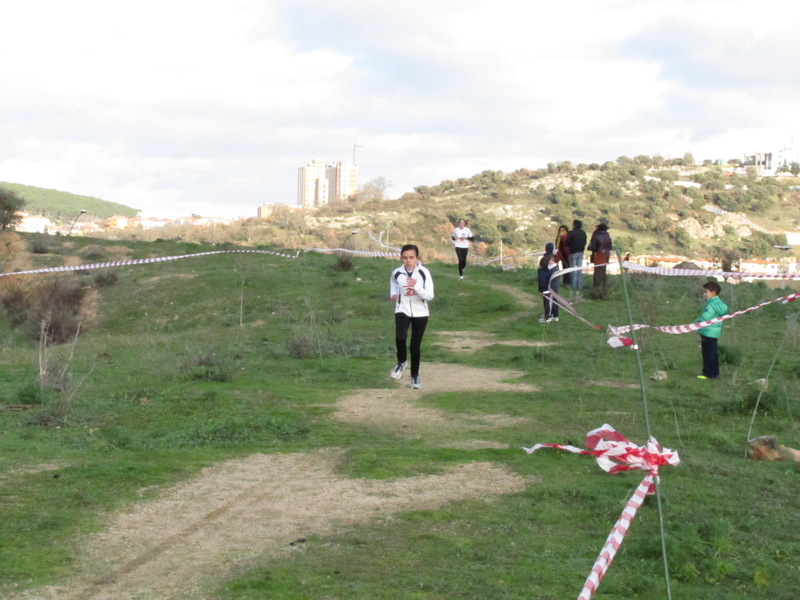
[395,313,429,377]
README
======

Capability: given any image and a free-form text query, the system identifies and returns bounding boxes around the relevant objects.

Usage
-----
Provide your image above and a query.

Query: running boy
[695,281,728,380]
[389,244,434,389]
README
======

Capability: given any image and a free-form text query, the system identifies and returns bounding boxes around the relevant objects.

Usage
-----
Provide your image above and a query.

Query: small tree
[0,188,26,230]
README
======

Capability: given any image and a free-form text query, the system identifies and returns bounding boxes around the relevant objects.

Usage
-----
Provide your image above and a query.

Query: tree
[0,188,26,230]
[790,162,800,177]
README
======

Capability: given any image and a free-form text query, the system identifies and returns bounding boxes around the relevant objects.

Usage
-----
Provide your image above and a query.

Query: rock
[748,435,800,462]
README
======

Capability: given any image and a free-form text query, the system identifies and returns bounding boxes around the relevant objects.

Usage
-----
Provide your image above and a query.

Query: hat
[545,242,554,253]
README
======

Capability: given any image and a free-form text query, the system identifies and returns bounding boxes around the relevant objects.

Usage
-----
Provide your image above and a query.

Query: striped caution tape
[0,247,408,280]
[303,247,400,258]
[524,424,679,600]
[607,291,800,337]
[622,261,800,280]
[0,249,300,279]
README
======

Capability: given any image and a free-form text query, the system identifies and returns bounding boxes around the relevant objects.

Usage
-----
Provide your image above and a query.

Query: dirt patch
[140,273,198,287]
[436,330,558,353]
[590,380,640,389]
[332,363,535,437]
[11,453,525,600]
[446,440,511,450]
[490,283,539,310]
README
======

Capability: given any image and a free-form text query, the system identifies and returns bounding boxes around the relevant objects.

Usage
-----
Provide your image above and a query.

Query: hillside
[308,155,800,262]
[0,182,139,221]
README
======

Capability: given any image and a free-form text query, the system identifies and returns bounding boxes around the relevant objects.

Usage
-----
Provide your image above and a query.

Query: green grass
[1,237,800,599]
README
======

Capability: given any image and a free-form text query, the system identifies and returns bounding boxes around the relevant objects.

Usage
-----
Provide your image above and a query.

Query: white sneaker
[411,376,421,390]
[459,276,464,281]
[390,361,407,379]
[547,317,559,322]
[538,317,548,323]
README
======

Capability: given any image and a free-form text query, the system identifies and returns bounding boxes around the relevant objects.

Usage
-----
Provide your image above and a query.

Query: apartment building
[297,159,358,208]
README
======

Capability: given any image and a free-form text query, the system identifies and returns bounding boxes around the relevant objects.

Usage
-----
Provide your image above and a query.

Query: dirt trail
[11,363,535,600]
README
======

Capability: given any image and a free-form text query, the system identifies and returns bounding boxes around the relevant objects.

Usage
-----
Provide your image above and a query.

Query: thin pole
[617,248,673,600]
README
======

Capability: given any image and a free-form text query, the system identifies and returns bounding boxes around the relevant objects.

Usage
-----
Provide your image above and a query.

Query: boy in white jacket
[389,244,434,389]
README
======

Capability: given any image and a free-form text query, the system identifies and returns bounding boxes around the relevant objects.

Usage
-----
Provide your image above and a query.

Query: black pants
[455,247,468,276]
[542,292,559,319]
[701,335,720,378]
[395,313,429,377]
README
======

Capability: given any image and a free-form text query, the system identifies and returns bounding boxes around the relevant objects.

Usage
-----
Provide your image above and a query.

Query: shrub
[1,285,32,327]
[93,271,120,287]
[28,234,53,254]
[32,278,86,345]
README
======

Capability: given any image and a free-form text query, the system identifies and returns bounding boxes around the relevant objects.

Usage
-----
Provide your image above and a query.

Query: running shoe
[411,376,421,390]
[391,361,407,379]
[547,317,559,322]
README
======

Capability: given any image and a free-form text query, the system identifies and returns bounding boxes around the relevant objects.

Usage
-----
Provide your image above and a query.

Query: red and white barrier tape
[0,247,407,279]
[303,247,400,258]
[524,424,679,600]
[607,291,800,338]
[0,249,299,278]
[622,261,800,280]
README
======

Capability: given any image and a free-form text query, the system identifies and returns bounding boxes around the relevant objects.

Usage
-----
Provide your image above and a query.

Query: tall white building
[297,159,328,209]
[327,161,359,201]
[297,159,358,208]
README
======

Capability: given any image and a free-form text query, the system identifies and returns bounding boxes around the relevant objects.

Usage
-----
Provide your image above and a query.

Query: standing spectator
[538,242,560,323]
[389,244,435,390]
[566,220,587,292]
[588,223,612,293]
[695,281,728,379]
[451,219,474,281]
[555,225,571,287]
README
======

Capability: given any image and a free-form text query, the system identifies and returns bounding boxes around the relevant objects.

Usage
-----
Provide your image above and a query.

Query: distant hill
[0,182,139,221]
[309,156,800,260]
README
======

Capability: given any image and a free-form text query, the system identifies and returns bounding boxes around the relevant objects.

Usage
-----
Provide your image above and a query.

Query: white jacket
[390,263,434,317]
[452,226,473,249]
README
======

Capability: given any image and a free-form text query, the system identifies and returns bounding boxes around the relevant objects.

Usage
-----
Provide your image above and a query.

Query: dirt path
[12,364,536,600]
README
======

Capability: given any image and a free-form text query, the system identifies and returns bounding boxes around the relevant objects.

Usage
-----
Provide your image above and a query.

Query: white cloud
[2,0,800,219]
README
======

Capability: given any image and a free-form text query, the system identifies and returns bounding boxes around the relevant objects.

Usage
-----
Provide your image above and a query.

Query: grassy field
[1,234,799,599]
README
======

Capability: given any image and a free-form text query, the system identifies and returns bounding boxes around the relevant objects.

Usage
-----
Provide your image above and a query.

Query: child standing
[537,242,560,323]
[389,244,435,389]
[695,281,728,380]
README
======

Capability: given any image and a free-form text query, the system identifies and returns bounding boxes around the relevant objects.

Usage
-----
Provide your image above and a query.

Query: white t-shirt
[452,226,473,249]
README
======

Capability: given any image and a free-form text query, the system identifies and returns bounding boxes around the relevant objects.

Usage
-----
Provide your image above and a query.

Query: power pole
[353,142,364,166]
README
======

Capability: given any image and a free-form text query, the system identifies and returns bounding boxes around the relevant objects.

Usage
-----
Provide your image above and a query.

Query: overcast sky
[2,0,799,219]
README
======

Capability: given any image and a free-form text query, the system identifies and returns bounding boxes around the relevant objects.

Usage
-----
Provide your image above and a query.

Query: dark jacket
[566,227,587,253]
[538,261,559,293]
[589,230,612,253]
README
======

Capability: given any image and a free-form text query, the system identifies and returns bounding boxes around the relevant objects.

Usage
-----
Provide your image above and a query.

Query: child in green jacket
[696,281,728,379]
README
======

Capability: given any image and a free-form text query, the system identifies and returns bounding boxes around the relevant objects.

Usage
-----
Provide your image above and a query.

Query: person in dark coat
[565,219,587,291]
[588,223,612,292]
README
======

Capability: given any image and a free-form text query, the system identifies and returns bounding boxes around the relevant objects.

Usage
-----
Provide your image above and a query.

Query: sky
[2,0,800,219]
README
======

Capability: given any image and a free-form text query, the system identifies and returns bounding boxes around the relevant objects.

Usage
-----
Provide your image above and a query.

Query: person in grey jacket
[389,244,434,390]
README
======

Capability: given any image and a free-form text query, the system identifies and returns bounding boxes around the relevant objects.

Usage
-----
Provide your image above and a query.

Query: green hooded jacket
[695,295,728,338]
